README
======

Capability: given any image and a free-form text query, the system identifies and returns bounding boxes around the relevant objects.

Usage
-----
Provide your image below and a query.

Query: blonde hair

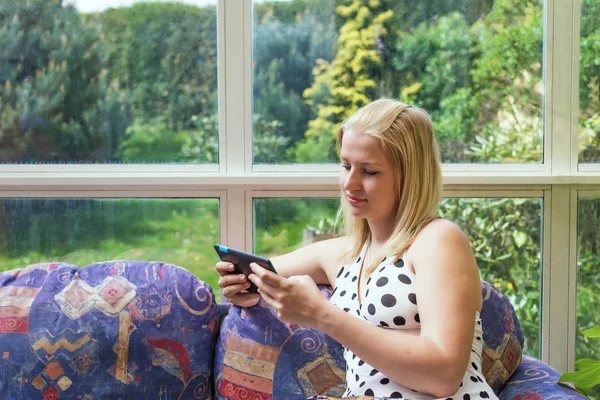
[336,98,443,275]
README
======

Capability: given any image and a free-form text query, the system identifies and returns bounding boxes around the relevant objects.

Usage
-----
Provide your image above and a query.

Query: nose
[341,166,361,192]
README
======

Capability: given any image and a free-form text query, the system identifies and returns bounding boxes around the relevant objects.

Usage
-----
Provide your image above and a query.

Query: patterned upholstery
[214,285,346,400]
[499,356,588,400]
[480,281,525,394]
[0,261,218,399]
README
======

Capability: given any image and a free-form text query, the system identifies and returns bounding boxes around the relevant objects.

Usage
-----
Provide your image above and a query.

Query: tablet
[214,244,278,294]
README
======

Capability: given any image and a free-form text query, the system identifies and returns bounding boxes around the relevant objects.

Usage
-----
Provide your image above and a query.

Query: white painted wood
[545,185,572,371]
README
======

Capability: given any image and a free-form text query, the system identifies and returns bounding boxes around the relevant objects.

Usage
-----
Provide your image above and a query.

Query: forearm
[318,302,465,397]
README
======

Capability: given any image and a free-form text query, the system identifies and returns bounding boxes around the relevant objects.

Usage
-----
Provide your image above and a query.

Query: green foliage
[97,2,218,132]
[560,326,600,395]
[439,198,542,356]
[300,0,395,162]
[0,0,131,162]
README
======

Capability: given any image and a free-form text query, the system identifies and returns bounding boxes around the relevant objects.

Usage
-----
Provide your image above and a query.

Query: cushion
[0,260,218,399]
[480,281,525,394]
[214,285,346,399]
[499,356,588,400]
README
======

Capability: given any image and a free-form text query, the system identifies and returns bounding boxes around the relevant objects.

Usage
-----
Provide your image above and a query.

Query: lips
[347,195,366,205]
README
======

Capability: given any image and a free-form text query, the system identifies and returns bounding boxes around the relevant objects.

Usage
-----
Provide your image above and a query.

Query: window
[0,0,218,164]
[576,196,600,399]
[1,0,598,380]
[0,198,220,288]
[252,0,544,164]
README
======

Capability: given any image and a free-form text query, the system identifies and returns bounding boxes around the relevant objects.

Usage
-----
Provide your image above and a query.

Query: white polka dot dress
[330,243,498,400]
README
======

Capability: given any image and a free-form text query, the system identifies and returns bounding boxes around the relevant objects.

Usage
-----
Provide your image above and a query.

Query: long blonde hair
[336,98,443,275]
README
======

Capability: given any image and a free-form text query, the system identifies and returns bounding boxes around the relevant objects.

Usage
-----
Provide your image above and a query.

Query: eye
[364,170,378,176]
[341,163,350,170]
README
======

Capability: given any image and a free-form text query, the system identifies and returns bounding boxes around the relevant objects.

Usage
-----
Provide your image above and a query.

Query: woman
[216,99,498,400]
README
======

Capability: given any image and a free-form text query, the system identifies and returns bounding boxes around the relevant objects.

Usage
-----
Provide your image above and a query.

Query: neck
[367,219,394,251]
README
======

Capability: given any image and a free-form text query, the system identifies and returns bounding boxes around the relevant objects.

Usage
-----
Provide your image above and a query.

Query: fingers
[215,261,235,276]
[249,263,286,288]
[255,287,281,310]
[226,293,261,308]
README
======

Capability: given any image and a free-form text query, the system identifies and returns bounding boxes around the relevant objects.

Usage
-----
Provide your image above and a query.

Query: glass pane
[578,0,600,163]
[252,0,543,164]
[576,198,600,400]
[253,198,340,255]
[0,0,218,164]
[253,196,542,357]
[0,198,220,293]
[439,198,543,358]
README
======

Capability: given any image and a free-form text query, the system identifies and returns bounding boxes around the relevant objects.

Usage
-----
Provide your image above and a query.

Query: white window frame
[0,0,597,373]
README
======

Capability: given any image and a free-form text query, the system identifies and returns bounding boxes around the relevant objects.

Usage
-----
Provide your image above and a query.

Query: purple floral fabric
[214,285,346,400]
[480,281,525,394]
[0,261,218,400]
[499,356,588,400]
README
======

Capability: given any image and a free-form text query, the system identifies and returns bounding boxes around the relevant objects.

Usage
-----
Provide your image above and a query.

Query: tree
[295,0,395,162]
[0,0,131,163]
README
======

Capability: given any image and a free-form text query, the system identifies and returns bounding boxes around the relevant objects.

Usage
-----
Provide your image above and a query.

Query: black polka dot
[356,256,362,263]
[445,398,454,400]
[381,294,397,307]
[331,287,338,296]
[358,360,364,366]
[470,376,478,383]
[463,395,470,400]
[380,321,389,327]
[472,362,478,371]
[380,378,389,384]
[352,276,358,282]
[344,271,350,278]
[394,259,404,268]
[365,389,374,396]
[390,392,402,398]
[381,257,387,262]
[376,277,388,287]
[476,336,482,341]
[408,293,417,304]
[480,391,489,398]
[369,368,378,376]
[352,353,356,359]
[340,290,347,297]
[368,304,376,315]
[359,381,365,387]
[355,374,359,381]
[352,293,357,300]
[343,308,350,312]
[398,274,412,284]
[365,289,370,297]
[366,277,372,285]
[393,316,406,326]
[336,267,345,278]
[414,313,420,323]
[478,376,483,383]
[379,266,386,273]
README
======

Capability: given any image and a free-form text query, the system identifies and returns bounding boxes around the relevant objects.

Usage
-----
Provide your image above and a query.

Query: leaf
[583,325,600,338]
[513,230,527,248]
[559,358,600,395]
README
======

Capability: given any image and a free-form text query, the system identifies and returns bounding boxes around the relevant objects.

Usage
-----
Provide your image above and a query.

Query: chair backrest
[0,261,218,399]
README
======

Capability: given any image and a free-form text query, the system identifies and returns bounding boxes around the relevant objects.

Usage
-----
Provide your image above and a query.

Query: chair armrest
[499,356,588,400]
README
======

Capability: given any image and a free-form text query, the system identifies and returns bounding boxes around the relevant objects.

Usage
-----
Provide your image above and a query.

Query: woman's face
[339,129,400,224]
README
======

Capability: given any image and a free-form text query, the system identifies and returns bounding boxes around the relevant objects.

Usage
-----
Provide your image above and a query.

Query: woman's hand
[248,263,334,329]
[216,262,260,307]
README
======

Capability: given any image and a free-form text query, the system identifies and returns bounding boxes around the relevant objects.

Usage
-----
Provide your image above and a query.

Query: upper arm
[270,236,350,285]
[408,219,482,371]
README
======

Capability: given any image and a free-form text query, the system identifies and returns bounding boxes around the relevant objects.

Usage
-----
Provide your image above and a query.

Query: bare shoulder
[407,218,476,272]
[412,218,469,250]
[314,236,352,267]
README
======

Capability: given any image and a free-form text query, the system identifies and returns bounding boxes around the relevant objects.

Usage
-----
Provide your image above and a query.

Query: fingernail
[239,275,246,281]
[227,264,235,271]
